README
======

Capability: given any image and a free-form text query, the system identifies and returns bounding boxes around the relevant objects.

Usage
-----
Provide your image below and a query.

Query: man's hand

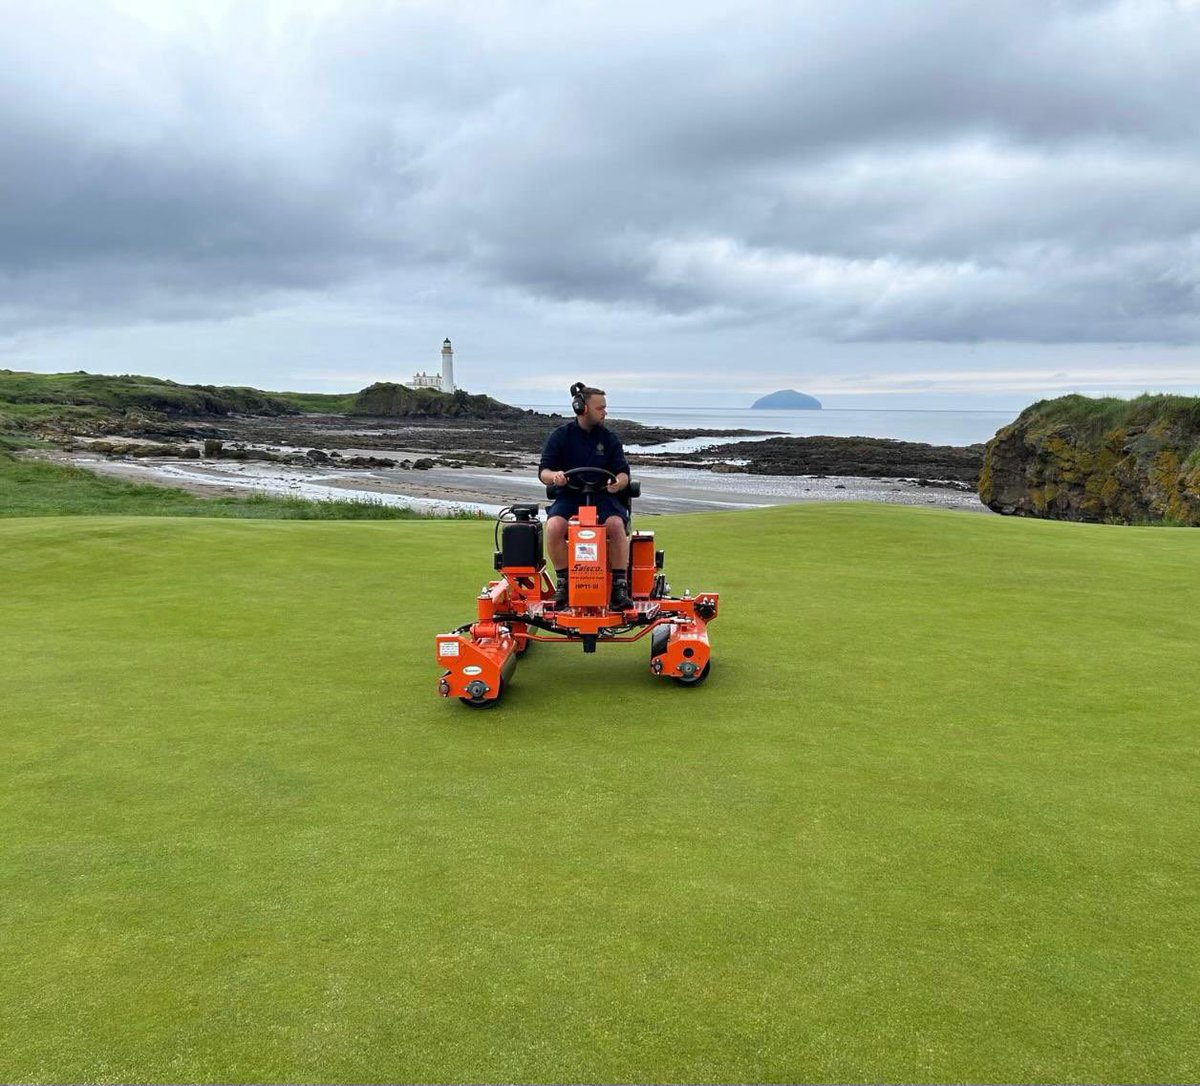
[606,472,629,494]
[541,469,567,487]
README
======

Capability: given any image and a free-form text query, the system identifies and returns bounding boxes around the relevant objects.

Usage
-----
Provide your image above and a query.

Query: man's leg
[605,515,633,609]
[546,515,570,606]
[546,515,569,571]
[604,515,629,571]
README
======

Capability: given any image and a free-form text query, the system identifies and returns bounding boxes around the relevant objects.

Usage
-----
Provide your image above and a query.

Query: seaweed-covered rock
[338,455,398,469]
[979,394,1200,525]
[89,440,191,458]
[667,435,983,481]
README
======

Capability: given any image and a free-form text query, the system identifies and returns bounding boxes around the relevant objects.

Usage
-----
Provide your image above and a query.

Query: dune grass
[1,504,1197,1083]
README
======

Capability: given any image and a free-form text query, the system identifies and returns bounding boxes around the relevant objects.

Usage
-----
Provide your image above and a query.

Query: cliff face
[979,395,1200,524]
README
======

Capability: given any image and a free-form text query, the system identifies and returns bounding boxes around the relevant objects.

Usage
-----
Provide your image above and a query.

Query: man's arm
[538,427,567,488]
[605,432,631,493]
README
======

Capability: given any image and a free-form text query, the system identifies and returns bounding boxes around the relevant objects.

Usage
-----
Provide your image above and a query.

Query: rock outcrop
[347,383,527,420]
[979,394,1200,524]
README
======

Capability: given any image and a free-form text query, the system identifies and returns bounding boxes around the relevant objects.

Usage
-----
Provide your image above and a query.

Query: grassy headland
[0,368,526,434]
[0,368,300,418]
[0,369,516,519]
[2,504,1197,1082]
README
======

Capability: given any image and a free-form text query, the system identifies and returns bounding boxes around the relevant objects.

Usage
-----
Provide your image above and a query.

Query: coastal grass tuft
[2,504,1198,1082]
[1017,392,1200,440]
[0,452,429,519]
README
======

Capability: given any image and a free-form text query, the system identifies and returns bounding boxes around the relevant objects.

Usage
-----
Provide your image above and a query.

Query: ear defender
[570,381,588,415]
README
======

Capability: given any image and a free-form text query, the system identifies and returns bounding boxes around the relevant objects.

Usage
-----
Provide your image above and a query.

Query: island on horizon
[751,389,822,410]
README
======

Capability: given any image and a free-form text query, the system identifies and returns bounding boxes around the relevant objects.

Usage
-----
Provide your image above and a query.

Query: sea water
[518,404,1016,447]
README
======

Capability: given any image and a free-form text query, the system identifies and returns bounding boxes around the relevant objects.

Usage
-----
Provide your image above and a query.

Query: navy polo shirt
[538,421,631,479]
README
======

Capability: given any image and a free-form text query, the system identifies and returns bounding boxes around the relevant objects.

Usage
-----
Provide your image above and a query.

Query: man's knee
[547,516,568,541]
[605,517,629,565]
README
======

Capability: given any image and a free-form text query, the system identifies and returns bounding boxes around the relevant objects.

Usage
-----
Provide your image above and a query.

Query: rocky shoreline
[64,410,772,463]
[59,411,983,483]
[34,410,990,514]
[631,434,984,487]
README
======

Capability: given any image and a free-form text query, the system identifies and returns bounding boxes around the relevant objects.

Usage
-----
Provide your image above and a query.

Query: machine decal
[574,543,598,561]
[439,642,460,656]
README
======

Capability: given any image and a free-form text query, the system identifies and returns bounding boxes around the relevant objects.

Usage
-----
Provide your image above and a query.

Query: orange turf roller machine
[435,468,718,708]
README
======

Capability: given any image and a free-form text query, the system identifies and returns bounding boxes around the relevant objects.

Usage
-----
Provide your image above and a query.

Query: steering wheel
[547,467,640,503]
[562,466,617,493]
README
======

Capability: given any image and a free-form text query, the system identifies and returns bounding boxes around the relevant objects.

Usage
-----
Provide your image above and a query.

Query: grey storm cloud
[2,0,1199,345]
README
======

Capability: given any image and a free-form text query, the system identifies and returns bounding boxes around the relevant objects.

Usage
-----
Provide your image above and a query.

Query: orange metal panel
[435,629,517,701]
[630,531,656,598]
[568,516,608,608]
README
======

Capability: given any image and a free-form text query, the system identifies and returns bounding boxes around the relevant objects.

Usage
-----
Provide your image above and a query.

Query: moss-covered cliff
[979,394,1200,524]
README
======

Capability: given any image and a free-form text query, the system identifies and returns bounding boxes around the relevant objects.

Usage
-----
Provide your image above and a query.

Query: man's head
[575,386,607,428]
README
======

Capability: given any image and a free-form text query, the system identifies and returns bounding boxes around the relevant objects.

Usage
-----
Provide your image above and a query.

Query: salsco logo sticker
[463,666,483,676]
[575,543,598,562]
[439,642,460,656]
[578,529,597,539]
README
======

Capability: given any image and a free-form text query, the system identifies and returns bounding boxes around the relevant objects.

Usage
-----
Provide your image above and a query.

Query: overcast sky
[2,0,1199,409]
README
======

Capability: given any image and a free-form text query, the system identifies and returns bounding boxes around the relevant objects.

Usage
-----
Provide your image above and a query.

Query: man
[538,384,634,610]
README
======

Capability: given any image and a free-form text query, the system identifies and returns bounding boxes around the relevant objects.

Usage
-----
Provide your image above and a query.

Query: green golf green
[2,504,1197,1083]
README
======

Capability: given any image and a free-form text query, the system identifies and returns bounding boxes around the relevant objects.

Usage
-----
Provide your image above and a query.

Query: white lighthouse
[441,338,455,393]
[405,339,457,393]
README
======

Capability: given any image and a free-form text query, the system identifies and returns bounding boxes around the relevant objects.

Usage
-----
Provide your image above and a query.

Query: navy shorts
[546,494,629,525]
